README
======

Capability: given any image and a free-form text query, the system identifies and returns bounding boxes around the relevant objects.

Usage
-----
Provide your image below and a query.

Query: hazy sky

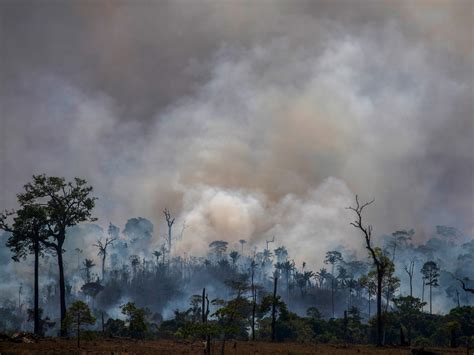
[0,0,472,266]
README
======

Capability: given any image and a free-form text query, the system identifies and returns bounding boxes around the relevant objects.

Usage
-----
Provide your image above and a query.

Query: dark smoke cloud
[0,0,472,271]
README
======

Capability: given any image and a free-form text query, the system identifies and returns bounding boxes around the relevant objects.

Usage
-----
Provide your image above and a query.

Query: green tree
[393,295,426,345]
[214,280,252,354]
[121,302,148,339]
[64,300,95,348]
[0,204,48,336]
[17,175,97,336]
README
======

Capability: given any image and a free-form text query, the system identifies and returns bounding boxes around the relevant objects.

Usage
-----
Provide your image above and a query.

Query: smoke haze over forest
[0,0,473,323]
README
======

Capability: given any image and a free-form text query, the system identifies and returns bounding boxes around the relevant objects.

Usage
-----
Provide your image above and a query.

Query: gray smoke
[0,1,472,273]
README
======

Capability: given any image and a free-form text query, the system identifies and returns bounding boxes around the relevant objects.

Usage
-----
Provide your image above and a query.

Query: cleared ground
[0,339,471,355]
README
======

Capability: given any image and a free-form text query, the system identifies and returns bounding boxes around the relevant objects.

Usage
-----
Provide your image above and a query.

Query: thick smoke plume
[0,1,472,282]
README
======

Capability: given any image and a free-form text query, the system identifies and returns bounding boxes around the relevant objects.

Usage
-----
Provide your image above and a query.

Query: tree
[347,195,388,346]
[393,295,426,345]
[421,261,440,314]
[17,175,97,336]
[239,239,247,254]
[1,204,48,336]
[121,302,148,339]
[274,246,288,263]
[229,250,240,266]
[403,258,416,297]
[248,259,262,341]
[163,208,175,254]
[213,280,251,354]
[64,300,95,348]
[388,229,414,262]
[280,260,294,307]
[209,240,228,260]
[27,307,55,336]
[324,251,343,318]
[455,277,474,295]
[265,236,275,251]
[82,258,96,283]
[93,230,117,280]
[315,267,330,289]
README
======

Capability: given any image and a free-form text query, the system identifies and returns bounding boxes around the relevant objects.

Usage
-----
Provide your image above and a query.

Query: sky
[0,0,473,268]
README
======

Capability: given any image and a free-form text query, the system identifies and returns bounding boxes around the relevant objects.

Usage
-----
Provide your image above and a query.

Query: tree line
[0,175,473,350]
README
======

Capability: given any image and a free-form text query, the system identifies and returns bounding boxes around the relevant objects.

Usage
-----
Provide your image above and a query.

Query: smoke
[0,1,472,273]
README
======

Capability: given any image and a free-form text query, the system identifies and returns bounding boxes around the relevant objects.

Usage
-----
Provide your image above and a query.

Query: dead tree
[403,258,416,297]
[266,236,275,251]
[456,277,474,295]
[93,235,117,281]
[347,195,387,347]
[163,208,175,254]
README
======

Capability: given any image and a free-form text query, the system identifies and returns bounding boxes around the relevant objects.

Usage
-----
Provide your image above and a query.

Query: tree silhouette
[93,227,117,281]
[455,277,474,295]
[421,261,440,314]
[325,250,343,318]
[347,195,388,346]
[1,204,48,335]
[82,258,96,283]
[163,209,175,254]
[17,175,96,336]
[403,258,416,297]
[229,250,240,266]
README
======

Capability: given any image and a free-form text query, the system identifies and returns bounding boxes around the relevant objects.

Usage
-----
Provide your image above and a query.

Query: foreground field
[0,339,470,355]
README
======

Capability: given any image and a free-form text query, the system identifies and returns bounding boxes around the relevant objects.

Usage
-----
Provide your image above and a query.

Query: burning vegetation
[0,175,473,354]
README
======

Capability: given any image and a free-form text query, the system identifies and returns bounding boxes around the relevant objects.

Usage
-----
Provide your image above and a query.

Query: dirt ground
[0,339,471,355]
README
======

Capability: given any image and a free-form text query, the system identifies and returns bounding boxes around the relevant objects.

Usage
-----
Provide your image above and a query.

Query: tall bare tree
[347,195,388,347]
[163,208,175,254]
[403,258,416,297]
[93,232,117,281]
[265,236,275,251]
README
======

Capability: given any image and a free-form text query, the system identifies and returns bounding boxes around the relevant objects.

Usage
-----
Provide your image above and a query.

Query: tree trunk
[376,269,383,347]
[34,239,40,335]
[450,328,456,348]
[168,226,172,255]
[331,264,335,318]
[251,267,256,341]
[421,281,425,311]
[368,293,371,320]
[57,246,67,336]
[409,274,413,298]
[429,284,432,314]
[77,314,80,348]
[102,254,106,281]
[271,275,278,342]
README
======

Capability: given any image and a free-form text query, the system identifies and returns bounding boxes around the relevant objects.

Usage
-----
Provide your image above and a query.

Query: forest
[0,175,473,354]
